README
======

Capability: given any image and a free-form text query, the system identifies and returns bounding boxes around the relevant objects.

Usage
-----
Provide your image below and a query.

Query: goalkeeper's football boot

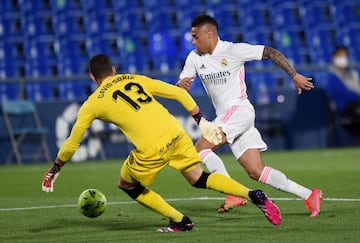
[249,190,282,226]
[217,195,248,214]
[304,189,323,217]
[156,215,194,233]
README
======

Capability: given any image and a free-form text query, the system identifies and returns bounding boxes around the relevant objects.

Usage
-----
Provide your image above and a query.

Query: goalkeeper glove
[192,111,223,145]
[42,158,65,193]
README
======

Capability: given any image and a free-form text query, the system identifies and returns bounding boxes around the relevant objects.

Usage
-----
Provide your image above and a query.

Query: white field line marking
[1,197,359,212]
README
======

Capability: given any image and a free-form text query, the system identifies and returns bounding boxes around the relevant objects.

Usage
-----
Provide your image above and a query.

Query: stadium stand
[0,0,359,101]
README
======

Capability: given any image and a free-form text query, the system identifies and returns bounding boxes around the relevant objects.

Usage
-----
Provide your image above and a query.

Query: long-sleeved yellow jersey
[57,74,197,162]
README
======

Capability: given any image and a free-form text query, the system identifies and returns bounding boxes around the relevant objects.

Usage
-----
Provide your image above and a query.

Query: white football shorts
[214,99,267,159]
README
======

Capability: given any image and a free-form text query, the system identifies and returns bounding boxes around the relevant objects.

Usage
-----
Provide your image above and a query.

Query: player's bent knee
[121,184,145,200]
[192,171,210,188]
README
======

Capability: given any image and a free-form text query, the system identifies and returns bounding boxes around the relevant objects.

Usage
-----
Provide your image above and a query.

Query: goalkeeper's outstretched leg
[118,177,194,233]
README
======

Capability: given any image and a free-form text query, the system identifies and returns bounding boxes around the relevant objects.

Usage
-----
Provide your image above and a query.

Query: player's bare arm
[176,76,195,91]
[262,46,314,94]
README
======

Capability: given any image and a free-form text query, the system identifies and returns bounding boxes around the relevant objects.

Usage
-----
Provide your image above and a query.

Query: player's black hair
[89,54,113,80]
[332,46,349,57]
[191,14,218,31]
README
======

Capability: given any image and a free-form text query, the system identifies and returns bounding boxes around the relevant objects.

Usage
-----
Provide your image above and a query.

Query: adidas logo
[200,64,206,69]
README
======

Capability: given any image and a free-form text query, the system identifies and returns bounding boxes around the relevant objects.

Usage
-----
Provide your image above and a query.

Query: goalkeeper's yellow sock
[206,173,251,201]
[135,188,184,223]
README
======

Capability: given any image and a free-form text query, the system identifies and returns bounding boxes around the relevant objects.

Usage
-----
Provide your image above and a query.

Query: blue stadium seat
[271,6,302,29]
[148,32,179,73]
[117,36,147,60]
[308,47,329,66]
[24,39,57,77]
[343,4,360,22]
[214,9,240,29]
[57,57,88,76]
[0,41,25,77]
[116,11,148,35]
[51,0,83,12]
[80,0,114,12]
[148,32,177,58]
[174,0,203,7]
[1,62,25,78]
[84,13,117,36]
[336,26,360,61]
[0,16,23,38]
[206,0,235,8]
[180,31,194,60]
[143,0,171,9]
[274,30,306,50]
[0,83,20,101]
[58,80,90,101]
[306,29,336,60]
[25,62,58,78]
[151,56,179,74]
[117,36,150,73]
[112,0,143,11]
[0,0,20,13]
[120,55,150,73]
[25,82,54,101]
[243,31,275,56]
[25,40,56,60]
[19,0,52,13]
[175,10,204,31]
[285,49,310,65]
[23,14,54,38]
[53,13,85,37]
[86,36,120,57]
[300,5,334,28]
[147,11,177,33]
[56,38,89,76]
[240,6,271,29]
[56,37,88,61]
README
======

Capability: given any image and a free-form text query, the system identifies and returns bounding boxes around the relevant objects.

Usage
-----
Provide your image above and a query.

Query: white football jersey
[180,39,264,115]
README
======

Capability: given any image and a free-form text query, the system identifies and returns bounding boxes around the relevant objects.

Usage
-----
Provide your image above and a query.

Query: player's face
[191,25,212,54]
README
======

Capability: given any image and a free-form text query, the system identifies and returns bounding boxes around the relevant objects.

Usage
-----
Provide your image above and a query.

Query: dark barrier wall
[0,90,348,164]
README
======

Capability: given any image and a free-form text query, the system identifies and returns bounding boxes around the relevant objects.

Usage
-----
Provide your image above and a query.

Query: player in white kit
[177,14,323,217]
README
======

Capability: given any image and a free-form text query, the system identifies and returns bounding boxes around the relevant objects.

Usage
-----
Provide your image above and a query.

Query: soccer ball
[78,189,107,218]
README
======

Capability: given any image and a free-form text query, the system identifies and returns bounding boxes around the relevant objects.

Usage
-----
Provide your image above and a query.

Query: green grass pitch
[1,148,359,242]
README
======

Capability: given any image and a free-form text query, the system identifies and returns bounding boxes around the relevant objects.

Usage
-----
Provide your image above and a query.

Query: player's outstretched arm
[176,76,195,91]
[262,46,314,94]
[42,158,65,192]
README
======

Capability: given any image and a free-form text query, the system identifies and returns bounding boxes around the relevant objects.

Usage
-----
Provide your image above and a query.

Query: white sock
[199,149,230,177]
[259,166,312,199]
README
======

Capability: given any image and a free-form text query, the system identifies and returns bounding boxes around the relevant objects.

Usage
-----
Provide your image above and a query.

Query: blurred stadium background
[0,0,359,164]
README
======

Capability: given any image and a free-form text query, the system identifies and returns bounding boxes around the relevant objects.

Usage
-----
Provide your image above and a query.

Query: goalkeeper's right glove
[42,158,65,193]
[192,111,223,145]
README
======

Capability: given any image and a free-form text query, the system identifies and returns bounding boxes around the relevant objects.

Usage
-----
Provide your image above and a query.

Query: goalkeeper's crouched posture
[42,54,282,232]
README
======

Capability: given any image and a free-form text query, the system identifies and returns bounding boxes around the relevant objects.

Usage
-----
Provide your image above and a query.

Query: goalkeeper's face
[191,25,215,54]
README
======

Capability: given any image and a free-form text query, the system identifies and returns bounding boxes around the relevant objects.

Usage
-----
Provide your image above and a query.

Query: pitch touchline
[1,197,359,212]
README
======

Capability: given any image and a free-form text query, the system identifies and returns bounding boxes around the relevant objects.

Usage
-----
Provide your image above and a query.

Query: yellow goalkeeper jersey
[57,74,197,162]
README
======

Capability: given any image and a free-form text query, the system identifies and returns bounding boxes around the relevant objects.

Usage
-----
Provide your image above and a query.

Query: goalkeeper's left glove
[192,111,223,145]
[42,158,65,193]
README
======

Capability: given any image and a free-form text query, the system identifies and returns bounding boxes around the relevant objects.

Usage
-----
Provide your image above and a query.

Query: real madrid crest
[221,58,228,67]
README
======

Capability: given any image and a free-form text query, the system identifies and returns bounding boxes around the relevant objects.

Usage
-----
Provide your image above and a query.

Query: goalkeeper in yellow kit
[42,54,281,232]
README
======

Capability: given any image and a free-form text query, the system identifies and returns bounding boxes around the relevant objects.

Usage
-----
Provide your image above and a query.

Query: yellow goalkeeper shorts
[120,128,201,186]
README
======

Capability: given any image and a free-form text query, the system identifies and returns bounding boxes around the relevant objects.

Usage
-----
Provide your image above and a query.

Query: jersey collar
[211,38,223,56]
